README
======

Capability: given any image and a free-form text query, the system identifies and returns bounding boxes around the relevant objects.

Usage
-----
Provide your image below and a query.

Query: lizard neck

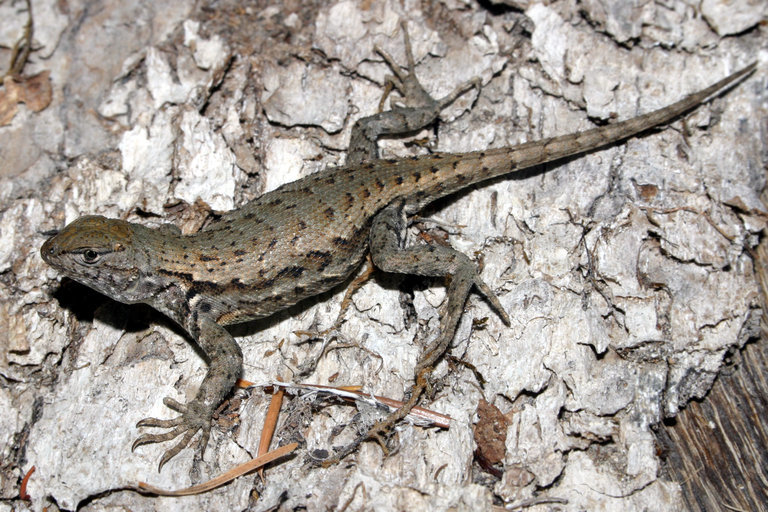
[120,224,193,325]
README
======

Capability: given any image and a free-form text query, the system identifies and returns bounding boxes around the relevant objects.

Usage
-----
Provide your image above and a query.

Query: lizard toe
[156,424,209,472]
[162,396,189,413]
[132,425,188,451]
[135,416,184,429]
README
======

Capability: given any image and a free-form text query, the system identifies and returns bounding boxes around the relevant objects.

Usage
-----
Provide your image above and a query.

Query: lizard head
[41,215,146,303]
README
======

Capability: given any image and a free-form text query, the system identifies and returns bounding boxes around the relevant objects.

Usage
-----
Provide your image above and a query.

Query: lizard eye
[82,249,100,264]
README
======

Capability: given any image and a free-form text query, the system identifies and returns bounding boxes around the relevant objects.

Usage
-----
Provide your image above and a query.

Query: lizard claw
[132,396,213,471]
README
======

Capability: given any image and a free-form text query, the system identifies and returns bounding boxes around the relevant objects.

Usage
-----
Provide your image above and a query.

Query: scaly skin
[40,24,756,470]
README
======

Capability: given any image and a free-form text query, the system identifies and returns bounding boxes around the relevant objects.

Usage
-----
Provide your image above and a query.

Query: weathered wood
[659,190,768,511]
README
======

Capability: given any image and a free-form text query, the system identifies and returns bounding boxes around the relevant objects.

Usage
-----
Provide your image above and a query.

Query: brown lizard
[40,24,756,470]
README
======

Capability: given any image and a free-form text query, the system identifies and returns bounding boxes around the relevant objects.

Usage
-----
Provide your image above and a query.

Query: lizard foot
[320,368,431,467]
[293,255,384,377]
[375,21,481,115]
[346,21,480,165]
[294,328,384,378]
[133,397,213,472]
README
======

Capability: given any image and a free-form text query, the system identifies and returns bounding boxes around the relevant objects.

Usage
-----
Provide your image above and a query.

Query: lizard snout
[41,237,58,264]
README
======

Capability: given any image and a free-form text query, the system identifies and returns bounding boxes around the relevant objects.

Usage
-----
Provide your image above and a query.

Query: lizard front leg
[132,316,242,471]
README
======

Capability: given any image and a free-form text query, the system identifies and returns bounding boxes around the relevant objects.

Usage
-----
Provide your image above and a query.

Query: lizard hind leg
[356,202,507,450]
[346,21,480,166]
[369,203,509,367]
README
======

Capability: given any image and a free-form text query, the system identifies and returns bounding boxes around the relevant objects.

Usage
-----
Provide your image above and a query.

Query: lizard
[40,23,756,471]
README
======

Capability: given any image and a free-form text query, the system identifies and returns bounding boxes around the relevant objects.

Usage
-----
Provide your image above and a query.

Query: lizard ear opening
[114,242,125,252]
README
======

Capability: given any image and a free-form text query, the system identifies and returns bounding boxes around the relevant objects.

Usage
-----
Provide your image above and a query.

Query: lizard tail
[401,61,756,210]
